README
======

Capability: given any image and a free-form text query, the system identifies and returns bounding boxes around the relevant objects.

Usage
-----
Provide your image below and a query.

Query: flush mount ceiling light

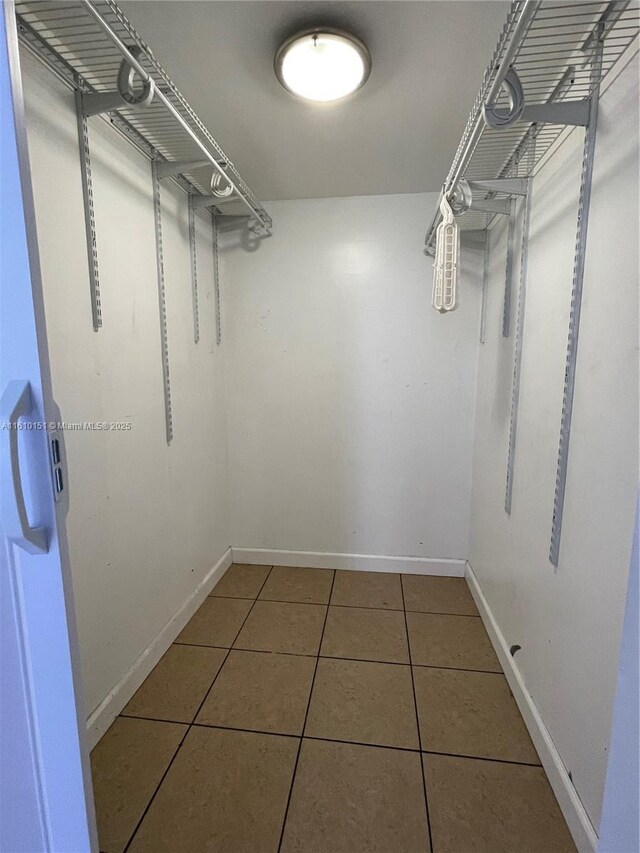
[275,28,371,103]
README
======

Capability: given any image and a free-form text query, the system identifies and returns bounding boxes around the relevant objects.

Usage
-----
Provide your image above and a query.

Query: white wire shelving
[13,0,271,445]
[14,0,272,231]
[424,0,639,254]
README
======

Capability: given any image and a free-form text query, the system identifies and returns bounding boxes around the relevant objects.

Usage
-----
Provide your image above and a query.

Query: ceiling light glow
[275,29,371,103]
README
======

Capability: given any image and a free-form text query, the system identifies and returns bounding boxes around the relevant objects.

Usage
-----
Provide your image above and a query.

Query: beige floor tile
[281,739,430,853]
[91,717,186,853]
[331,570,403,610]
[407,612,501,671]
[234,600,327,655]
[128,727,298,853]
[402,575,479,615]
[176,597,252,647]
[122,644,227,723]
[259,565,334,604]
[321,606,409,663]
[196,650,316,735]
[305,658,419,749]
[424,753,576,852]
[211,563,272,599]
[414,667,539,763]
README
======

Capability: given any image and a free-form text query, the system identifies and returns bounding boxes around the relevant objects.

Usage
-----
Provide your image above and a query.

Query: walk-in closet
[1,1,638,851]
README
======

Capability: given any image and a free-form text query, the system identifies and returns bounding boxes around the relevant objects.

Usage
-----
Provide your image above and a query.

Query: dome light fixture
[275,28,371,103]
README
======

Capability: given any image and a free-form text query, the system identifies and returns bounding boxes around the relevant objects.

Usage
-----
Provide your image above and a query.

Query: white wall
[22,51,231,719]
[222,193,482,562]
[468,57,639,831]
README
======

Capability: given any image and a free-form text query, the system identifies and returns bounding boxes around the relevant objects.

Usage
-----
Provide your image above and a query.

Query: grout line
[400,574,434,853]
[120,713,192,726]
[412,663,505,675]
[170,643,504,674]
[405,609,480,618]
[277,569,336,853]
[211,592,481,619]
[421,749,543,768]
[120,711,188,852]
[208,594,256,601]
[229,646,319,658]
[122,565,275,852]
[191,722,300,740]
[118,715,543,767]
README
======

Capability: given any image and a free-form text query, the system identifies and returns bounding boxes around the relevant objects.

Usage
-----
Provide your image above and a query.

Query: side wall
[468,57,639,832]
[222,193,482,565]
[22,50,231,721]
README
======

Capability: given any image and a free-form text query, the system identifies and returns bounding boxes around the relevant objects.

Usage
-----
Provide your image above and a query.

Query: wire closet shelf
[424,0,639,254]
[14,0,272,233]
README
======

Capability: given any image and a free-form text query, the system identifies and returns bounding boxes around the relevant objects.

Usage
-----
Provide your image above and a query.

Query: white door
[0,4,96,851]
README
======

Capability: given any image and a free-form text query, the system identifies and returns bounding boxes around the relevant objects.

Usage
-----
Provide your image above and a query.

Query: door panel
[0,3,96,850]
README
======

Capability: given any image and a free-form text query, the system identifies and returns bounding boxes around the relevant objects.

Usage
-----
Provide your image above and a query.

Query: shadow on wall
[217,215,269,253]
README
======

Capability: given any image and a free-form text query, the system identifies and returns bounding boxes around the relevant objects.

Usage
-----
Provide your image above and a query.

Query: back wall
[222,193,482,565]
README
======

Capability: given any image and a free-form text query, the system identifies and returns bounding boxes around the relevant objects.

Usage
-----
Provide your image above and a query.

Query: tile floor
[91,565,576,853]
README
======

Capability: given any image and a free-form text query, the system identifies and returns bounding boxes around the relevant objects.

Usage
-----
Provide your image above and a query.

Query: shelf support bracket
[469,197,512,216]
[81,90,129,117]
[192,196,217,211]
[467,178,528,196]
[521,99,591,128]
[157,159,210,179]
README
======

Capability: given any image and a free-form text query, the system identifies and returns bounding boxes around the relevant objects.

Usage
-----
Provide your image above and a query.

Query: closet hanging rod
[76,0,270,233]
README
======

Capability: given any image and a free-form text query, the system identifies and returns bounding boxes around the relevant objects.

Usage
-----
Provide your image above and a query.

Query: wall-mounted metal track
[187,195,200,345]
[502,196,518,337]
[505,139,535,516]
[151,157,173,445]
[549,35,603,566]
[74,87,102,331]
[479,230,490,345]
[212,214,222,347]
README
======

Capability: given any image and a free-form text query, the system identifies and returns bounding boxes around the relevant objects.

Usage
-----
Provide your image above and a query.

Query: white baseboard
[231,547,465,576]
[86,547,233,749]
[465,563,598,853]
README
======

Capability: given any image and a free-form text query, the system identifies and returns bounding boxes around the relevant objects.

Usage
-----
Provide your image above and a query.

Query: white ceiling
[119,1,509,201]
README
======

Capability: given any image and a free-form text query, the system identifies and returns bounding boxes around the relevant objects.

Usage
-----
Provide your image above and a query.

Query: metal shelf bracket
[468,178,528,196]
[521,99,591,128]
[469,198,512,216]
[156,159,210,180]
